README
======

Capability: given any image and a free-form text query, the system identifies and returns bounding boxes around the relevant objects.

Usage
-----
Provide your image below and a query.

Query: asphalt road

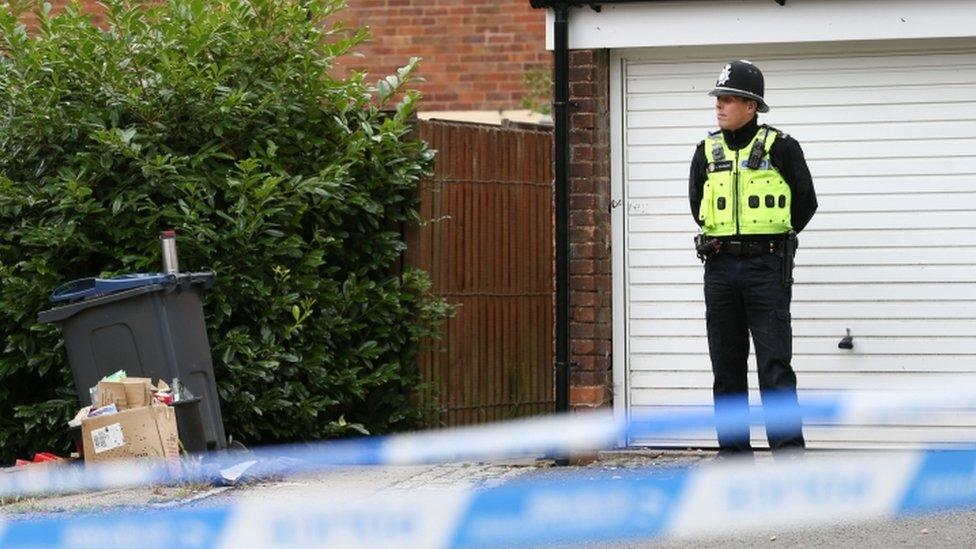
[200,449,976,548]
[582,510,976,548]
[6,449,976,547]
[529,451,976,548]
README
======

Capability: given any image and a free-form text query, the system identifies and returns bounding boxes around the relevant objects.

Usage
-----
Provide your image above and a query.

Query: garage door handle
[838,329,854,350]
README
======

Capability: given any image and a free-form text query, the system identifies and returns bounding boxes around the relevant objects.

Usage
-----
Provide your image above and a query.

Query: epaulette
[707,129,722,137]
[763,124,788,139]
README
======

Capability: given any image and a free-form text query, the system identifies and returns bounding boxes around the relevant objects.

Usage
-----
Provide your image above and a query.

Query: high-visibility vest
[699,126,792,237]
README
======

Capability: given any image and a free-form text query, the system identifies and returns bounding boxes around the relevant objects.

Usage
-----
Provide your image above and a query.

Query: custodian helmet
[708,60,769,113]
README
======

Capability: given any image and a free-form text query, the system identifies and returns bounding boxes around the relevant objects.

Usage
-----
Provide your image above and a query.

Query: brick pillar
[567,49,612,410]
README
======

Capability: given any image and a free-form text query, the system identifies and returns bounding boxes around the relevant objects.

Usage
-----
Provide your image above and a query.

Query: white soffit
[544,0,976,50]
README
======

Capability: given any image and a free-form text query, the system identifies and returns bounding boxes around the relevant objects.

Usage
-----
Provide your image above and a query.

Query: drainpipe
[552,3,571,418]
[529,0,576,419]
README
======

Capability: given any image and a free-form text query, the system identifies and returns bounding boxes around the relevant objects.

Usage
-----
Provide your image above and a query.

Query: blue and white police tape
[4,447,976,548]
[2,381,976,499]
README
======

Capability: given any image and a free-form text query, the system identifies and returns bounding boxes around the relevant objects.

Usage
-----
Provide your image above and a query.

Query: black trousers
[704,252,805,455]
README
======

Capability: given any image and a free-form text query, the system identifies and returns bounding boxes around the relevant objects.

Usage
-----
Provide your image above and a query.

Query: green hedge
[0,0,448,463]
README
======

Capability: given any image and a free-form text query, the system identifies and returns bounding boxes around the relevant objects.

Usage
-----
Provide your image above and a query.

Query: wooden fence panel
[405,120,554,427]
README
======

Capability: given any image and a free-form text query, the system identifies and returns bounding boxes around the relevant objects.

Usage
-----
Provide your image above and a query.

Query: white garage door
[614,39,976,448]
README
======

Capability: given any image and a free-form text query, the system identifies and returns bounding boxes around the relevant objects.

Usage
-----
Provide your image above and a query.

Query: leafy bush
[521,67,552,116]
[0,0,448,463]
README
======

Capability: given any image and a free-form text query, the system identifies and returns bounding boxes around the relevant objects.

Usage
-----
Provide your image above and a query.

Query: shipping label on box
[89,423,125,454]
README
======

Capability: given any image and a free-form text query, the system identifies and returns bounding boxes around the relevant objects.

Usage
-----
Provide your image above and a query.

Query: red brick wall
[336,0,551,111]
[21,0,106,27]
[568,49,613,410]
[59,0,550,113]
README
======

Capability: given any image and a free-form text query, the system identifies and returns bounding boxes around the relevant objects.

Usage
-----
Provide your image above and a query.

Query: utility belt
[695,232,798,286]
[720,239,781,257]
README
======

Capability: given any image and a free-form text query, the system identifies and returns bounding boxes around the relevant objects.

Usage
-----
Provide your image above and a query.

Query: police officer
[689,60,817,457]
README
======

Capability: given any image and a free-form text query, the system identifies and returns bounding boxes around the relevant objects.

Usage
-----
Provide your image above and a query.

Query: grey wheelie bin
[38,271,226,451]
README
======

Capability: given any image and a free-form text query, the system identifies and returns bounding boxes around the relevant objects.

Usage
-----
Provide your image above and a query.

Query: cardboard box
[96,377,152,410]
[81,404,180,464]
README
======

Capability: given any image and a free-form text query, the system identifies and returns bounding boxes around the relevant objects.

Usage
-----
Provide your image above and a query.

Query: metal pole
[553,4,571,419]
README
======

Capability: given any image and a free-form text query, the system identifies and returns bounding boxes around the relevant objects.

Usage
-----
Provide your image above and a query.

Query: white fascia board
[544,0,976,50]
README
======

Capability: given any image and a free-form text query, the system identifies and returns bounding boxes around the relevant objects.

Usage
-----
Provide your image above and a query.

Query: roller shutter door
[619,40,976,448]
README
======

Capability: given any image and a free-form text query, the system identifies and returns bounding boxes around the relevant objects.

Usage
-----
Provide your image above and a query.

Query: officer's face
[715,95,756,131]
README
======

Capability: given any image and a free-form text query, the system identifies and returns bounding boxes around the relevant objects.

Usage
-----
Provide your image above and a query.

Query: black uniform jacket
[688,116,818,235]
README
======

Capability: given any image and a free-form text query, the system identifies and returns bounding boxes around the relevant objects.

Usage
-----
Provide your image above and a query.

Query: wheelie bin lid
[50,273,176,303]
[38,271,215,324]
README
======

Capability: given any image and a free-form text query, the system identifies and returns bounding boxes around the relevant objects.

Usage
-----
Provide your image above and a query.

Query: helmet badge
[717,63,732,86]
